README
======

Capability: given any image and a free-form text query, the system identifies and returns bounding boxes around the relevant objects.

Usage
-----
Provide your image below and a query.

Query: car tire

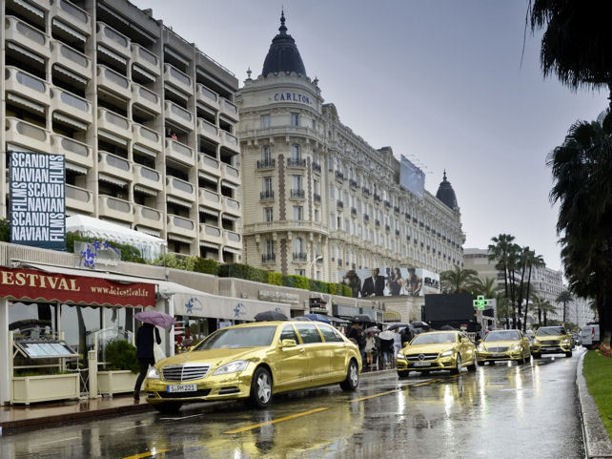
[153,402,182,414]
[451,355,461,375]
[532,353,541,359]
[248,367,273,409]
[397,370,410,378]
[476,359,482,366]
[468,356,477,372]
[340,359,359,391]
[565,351,573,358]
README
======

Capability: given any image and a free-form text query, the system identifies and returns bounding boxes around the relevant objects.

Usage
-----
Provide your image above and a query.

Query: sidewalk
[0,394,152,435]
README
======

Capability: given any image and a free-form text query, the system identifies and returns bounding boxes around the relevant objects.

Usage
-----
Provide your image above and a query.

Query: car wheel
[340,359,359,391]
[153,402,182,414]
[476,359,482,366]
[397,370,410,378]
[532,353,541,359]
[248,367,273,409]
[468,356,477,372]
[451,354,461,375]
[565,351,573,358]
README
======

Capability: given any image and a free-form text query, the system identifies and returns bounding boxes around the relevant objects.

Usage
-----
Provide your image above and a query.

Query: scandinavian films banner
[9,151,66,250]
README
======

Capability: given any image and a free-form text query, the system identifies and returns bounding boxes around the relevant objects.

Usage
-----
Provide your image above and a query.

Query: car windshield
[536,327,565,336]
[485,330,521,341]
[411,332,456,345]
[193,326,277,350]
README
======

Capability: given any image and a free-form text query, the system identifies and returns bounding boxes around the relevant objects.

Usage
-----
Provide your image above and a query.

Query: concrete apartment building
[2,0,243,262]
[237,13,465,284]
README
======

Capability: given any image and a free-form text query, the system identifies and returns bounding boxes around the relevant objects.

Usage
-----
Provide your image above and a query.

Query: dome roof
[262,11,307,77]
[436,171,459,210]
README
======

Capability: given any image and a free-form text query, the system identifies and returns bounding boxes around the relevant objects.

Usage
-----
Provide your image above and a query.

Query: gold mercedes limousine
[144,320,362,413]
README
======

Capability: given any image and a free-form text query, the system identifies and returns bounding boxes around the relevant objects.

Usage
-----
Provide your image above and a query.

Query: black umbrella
[254,310,289,321]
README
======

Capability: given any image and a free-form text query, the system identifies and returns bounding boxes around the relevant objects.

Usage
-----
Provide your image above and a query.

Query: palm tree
[488,234,521,328]
[531,294,557,327]
[471,277,499,298]
[440,266,479,294]
[529,1,612,109]
[548,118,612,344]
[519,248,545,331]
[556,290,573,324]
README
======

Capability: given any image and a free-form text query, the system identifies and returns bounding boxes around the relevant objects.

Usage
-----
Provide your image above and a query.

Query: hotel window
[291,144,301,160]
[262,145,272,162]
[263,207,273,222]
[293,205,304,221]
[292,174,303,191]
[261,114,271,128]
[291,112,299,127]
[264,239,274,256]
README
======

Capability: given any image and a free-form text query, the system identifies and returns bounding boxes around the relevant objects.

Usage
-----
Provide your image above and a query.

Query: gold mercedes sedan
[476,329,531,365]
[531,325,573,358]
[144,321,362,413]
[396,330,477,377]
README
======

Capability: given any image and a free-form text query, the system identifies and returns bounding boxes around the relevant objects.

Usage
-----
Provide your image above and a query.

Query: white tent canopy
[66,215,167,261]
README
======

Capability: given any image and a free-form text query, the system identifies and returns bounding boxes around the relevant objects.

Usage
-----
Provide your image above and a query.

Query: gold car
[476,329,531,365]
[144,320,362,413]
[396,330,477,377]
[531,325,573,358]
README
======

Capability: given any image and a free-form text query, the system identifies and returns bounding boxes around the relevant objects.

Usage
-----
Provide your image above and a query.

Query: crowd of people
[346,319,420,371]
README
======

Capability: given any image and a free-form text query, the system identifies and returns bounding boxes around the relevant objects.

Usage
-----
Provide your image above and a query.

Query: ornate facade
[237,14,464,283]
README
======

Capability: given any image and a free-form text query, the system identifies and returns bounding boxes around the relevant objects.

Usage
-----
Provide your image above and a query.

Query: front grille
[541,340,560,347]
[162,364,210,381]
[487,346,509,352]
[407,353,439,361]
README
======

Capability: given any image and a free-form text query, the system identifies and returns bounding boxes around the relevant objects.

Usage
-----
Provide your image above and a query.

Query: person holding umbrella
[133,319,162,402]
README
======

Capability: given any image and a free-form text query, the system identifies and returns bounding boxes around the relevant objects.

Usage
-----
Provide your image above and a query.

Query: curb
[0,401,153,435]
[577,352,612,458]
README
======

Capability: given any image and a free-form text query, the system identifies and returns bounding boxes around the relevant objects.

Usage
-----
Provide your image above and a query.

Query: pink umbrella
[135,311,175,330]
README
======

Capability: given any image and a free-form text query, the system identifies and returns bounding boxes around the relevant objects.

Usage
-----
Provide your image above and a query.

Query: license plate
[491,353,504,358]
[167,384,197,393]
[413,361,431,367]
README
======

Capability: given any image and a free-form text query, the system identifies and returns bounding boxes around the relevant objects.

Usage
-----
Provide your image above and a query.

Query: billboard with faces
[340,267,440,298]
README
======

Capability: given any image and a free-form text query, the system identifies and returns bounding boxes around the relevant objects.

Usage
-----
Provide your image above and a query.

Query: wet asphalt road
[1,348,585,459]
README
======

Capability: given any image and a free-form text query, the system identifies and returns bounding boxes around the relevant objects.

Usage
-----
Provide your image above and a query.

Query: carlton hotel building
[0,0,463,282]
[238,13,465,283]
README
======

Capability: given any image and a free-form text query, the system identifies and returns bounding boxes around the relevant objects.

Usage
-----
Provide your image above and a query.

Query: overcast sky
[131,0,606,272]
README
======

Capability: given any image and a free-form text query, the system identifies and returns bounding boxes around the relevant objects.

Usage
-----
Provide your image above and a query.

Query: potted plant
[97,339,139,396]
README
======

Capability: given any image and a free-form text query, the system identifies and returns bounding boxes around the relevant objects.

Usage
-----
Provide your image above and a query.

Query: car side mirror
[281,339,297,348]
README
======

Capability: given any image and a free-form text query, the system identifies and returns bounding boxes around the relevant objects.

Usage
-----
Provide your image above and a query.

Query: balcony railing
[260,190,274,200]
[293,252,308,262]
[287,158,306,168]
[256,159,275,169]
[290,189,305,199]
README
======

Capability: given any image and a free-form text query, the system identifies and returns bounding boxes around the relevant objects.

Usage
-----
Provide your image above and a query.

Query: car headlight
[477,344,486,351]
[533,339,540,345]
[510,344,522,351]
[213,360,249,376]
[147,366,160,379]
[440,349,454,358]
[562,338,571,345]
[396,352,405,359]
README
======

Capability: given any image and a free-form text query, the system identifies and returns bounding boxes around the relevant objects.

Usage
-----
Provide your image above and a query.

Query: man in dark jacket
[347,320,366,363]
[134,322,161,401]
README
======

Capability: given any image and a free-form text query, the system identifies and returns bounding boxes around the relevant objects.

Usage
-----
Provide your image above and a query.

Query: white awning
[52,18,87,43]
[134,184,158,197]
[7,94,45,114]
[66,214,167,261]
[98,173,127,187]
[7,42,45,64]
[53,65,88,86]
[53,112,88,130]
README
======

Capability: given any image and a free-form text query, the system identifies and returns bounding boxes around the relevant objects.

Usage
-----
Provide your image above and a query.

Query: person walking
[134,322,161,402]
[347,319,366,364]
